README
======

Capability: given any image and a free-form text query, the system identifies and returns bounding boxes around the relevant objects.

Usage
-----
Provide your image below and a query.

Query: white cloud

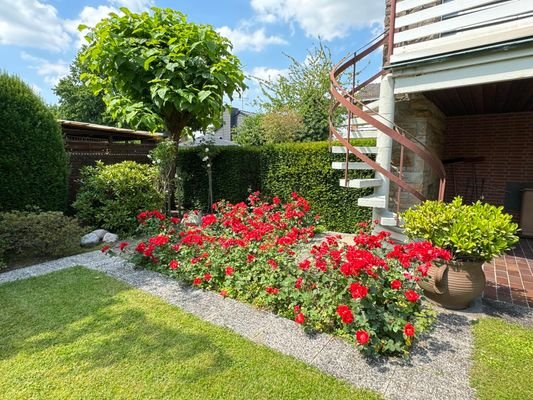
[29,83,42,95]
[0,0,71,51]
[64,5,117,48]
[64,1,154,49]
[250,0,384,40]
[249,66,288,83]
[109,0,154,13]
[217,26,287,53]
[21,52,69,86]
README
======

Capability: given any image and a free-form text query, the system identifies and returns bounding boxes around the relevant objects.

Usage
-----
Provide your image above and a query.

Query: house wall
[443,111,533,220]
[392,93,446,211]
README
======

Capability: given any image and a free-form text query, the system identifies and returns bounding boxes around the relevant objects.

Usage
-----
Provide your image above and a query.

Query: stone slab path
[0,251,490,400]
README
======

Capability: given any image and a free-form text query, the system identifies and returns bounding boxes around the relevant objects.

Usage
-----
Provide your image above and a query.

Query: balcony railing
[389,0,533,64]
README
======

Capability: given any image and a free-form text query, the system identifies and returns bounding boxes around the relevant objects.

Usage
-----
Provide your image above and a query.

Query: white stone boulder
[102,232,119,243]
[81,233,100,247]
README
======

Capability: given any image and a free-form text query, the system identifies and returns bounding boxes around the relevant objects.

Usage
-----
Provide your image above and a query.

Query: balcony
[390,0,533,64]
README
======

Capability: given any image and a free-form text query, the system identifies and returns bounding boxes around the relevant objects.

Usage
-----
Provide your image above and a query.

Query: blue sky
[0,0,385,111]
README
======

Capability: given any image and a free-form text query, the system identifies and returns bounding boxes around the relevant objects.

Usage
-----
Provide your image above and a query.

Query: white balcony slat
[394,0,532,43]
[396,0,440,13]
[391,16,533,63]
[395,0,504,29]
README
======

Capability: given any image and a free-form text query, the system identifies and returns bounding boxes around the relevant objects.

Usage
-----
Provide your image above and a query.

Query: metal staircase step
[331,146,378,154]
[339,130,378,139]
[332,162,373,170]
[357,194,386,208]
[339,178,382,188]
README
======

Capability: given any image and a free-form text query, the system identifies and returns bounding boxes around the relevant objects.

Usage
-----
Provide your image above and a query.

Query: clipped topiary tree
[79,7,247,212]
[0,72,68,211]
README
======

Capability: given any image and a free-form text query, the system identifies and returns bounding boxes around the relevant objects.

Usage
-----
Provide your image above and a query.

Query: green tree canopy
[79,7,246,136]
[257,42,332,142]
[78,7,247,210]
[53,53,109,125]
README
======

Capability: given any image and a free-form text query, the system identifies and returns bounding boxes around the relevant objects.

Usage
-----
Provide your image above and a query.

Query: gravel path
[0,251,484,399]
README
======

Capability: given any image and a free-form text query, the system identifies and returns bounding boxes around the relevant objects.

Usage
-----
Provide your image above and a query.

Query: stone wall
[391,93,446,211]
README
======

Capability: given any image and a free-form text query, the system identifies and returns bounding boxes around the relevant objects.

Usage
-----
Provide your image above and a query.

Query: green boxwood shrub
[0,72,68,211]
[0,211,86,267]
[73,161,164,235]
[178,141,374,232]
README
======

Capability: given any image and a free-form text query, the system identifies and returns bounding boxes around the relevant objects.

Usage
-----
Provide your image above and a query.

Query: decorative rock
[91,229,109,240]
[102,232,119,243]
[184,213,201,226]
[81,233,100,247]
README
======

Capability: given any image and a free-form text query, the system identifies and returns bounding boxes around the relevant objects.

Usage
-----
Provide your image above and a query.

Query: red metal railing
[329,31,446,216]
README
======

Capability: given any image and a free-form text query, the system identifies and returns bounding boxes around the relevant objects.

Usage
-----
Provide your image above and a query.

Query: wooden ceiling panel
[424,78,533,116]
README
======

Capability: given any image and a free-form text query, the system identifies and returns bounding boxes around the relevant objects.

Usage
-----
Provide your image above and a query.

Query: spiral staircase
[328,32,446,234]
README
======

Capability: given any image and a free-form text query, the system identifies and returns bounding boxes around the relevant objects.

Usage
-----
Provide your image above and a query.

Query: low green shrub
[402,197,519,262]
[0,211,86,266]
[73,161,164,235]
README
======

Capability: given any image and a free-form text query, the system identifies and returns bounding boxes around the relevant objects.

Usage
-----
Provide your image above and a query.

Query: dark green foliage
[178,146,262,210]
[178,141,373,232]
[53,54,111,125]
[0,72,68,211]
[73,161,164,235]
[0,211,86,266]
[259,142,373,232]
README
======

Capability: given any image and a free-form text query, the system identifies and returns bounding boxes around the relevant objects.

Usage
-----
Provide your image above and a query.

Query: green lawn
[471,317,533,400]
[0,267,380,400]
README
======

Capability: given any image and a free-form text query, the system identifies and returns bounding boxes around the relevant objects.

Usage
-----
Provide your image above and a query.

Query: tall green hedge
[179,141,373,232]
[0,72,68,211]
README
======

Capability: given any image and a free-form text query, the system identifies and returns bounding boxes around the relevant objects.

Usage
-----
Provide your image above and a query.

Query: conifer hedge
[0,73,68,211]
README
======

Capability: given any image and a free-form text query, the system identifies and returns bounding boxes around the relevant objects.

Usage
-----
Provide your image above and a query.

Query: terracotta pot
[417,260,486,310]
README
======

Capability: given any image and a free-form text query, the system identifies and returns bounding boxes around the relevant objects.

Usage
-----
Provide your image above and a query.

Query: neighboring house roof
[59,120,165,142]
[358,83,380,102]
[182,133,239,147]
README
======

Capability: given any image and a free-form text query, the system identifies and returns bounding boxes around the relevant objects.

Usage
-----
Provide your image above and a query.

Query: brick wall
[443,112,533,220]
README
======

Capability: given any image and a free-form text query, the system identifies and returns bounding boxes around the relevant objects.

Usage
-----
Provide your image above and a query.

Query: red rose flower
[294,305,301,313]
[247,254,255,263]
[295,313,305,324]
[101,245,110,253]
[119,242,129,251]
[265,286,279,295]
[220,290,228,297]
[193,277,202,286]
[170,217,180,224]
[298,259,311,270]
[295,276,303,289]
[336,305,354,324]
[135,242,145,253]
[404,323,415,337]
[169,259,179,270]
[405,289,420,303]
[355,330,370,345]
[204,273,212,281]
[225,266,234,276]
[148,235,169,247]
[349,282,369,299]
[390,279,402,290]
[267,259,278,269]
[201,214,217,227]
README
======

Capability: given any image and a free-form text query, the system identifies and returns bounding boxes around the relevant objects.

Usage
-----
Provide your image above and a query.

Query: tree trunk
[166,131,180,215]
[164,110,191,215]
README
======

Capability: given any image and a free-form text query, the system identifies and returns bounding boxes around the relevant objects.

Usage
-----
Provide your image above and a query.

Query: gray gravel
[4,251,528,400]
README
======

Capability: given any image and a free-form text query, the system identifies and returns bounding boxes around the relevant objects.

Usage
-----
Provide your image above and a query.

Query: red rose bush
[117,192,450,356]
